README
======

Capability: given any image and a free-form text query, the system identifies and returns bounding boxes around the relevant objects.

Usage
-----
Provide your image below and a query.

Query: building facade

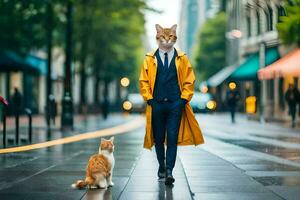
[226,0,296,121]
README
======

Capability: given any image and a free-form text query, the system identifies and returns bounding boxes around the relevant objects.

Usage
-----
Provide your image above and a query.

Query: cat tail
[72,176,94,189]
[72,180,87,189]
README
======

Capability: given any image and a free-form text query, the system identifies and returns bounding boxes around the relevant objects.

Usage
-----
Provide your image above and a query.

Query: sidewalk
[82,143,282,199]
[109,147,281,200]
[179,147,281,200]
[0,113,294,200]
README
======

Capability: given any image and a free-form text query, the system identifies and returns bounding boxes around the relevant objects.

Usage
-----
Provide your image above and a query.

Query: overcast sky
[145,0,181,49]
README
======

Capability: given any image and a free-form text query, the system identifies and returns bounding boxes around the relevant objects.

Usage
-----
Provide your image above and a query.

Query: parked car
[190,92,217,113]
[123,93,146,113]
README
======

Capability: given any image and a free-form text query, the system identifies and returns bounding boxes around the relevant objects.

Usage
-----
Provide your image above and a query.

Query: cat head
[155,24,177,50]
[99,136,114,153]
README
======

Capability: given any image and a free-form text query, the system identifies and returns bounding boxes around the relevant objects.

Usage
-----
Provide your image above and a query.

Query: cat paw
[98,183,107,189]
[108,182,114,187]
[97,185,106,189]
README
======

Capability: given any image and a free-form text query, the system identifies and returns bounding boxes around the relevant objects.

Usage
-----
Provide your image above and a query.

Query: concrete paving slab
[119,150,193,200]
[179,146,281,199]
[246,171,300,177]
[193,192,282,200]
[256,176,300,187]
[267,186,300,200]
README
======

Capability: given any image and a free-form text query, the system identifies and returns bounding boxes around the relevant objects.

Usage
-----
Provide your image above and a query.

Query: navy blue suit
[150,49,185,173]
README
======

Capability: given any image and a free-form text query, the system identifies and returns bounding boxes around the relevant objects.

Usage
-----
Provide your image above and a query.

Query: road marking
[0,116,145,154]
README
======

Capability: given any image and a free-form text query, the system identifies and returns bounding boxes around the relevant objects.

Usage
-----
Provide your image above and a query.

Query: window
[277,6,286,22]
[267,6,273,31]
[246,15,251,37]
[256,11,261,35]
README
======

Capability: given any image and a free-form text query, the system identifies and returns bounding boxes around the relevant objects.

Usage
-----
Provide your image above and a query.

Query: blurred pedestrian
[48,94,57,125]
[101,97,109,120]
[285,83,300,128]
[11,87,23,115]
[226,83,240,123]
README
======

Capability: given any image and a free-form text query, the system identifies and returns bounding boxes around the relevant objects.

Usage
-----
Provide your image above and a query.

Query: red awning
[258,48,300,80]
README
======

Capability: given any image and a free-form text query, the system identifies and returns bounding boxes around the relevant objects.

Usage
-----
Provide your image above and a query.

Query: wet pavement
[198,113,300,200]
[0,114,143,200]
[0,113,300,199]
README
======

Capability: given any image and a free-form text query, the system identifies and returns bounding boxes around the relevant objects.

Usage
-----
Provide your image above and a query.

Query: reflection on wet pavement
[0,115,144,199]
[197,114,300,200]
[1,113,300,199]
[215,138,300,163]
[254,176,300,186]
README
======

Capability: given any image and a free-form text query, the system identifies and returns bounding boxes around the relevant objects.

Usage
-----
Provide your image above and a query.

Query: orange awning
[258,48,300,80]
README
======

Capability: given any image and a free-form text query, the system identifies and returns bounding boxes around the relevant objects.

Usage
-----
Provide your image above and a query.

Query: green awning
[207,65,238,87]
[0,51,46,75]
[230,47,280,80]
[0,51,29,72]
[25,55,47,75]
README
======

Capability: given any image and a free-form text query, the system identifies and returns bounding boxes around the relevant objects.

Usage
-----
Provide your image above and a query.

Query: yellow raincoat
[139,48,205,149]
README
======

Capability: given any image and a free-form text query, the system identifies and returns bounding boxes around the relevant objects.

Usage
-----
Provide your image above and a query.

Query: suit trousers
[151,99,183,172]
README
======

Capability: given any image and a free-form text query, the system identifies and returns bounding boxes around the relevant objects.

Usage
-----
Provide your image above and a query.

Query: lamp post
[259,42,266,123]
[46,0,53,128]
[61,0,74,129]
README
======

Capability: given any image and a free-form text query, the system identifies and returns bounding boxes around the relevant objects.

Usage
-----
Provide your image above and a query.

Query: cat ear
[109,136,114,142]
[155,24,163,32]
[170,24,177,33]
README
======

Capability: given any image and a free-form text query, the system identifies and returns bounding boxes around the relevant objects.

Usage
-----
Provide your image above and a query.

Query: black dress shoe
[165,170,175,185]
[157,168,166,179]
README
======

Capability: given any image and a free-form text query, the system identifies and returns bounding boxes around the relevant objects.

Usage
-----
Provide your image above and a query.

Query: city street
[1,0,300,200]
[0,113,299,200]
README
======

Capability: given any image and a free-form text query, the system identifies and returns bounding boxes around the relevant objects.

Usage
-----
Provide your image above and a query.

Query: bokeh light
[120,77,130,87]
[123,101,132,111]
[229,82,237,90]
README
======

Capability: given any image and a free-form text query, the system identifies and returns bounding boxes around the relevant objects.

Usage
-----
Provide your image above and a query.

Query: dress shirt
[158,48,175,68]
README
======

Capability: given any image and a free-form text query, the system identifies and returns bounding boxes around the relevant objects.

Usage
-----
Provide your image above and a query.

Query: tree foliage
[193,12,227,81]
[0,0,146,94]
[0,0,64,55]
[277,0,300,46]
[73,0,145,86]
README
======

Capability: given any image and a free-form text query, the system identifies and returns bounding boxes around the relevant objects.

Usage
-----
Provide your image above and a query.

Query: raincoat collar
[146,48,185,57]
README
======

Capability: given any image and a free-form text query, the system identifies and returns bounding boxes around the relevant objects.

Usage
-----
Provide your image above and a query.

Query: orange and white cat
[72,137,115,189]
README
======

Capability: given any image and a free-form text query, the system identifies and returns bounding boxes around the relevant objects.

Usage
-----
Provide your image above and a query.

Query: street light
[200,85,208,93]
[120,77,130,87]
[123,101,132,111]
[229,82,237,90]
[231,29,243,38]
[226,29,243,39]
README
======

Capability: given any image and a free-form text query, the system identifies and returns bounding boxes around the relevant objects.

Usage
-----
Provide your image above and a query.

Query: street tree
[193,12,227,81]
[0,0,65,55]
[277,0,300,46]
[73,0,145,106]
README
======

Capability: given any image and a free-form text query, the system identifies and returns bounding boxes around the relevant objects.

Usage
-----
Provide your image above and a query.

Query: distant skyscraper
[179,0,219,57]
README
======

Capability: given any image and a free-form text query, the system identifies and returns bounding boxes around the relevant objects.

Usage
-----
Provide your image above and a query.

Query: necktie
[164,52,168,68]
